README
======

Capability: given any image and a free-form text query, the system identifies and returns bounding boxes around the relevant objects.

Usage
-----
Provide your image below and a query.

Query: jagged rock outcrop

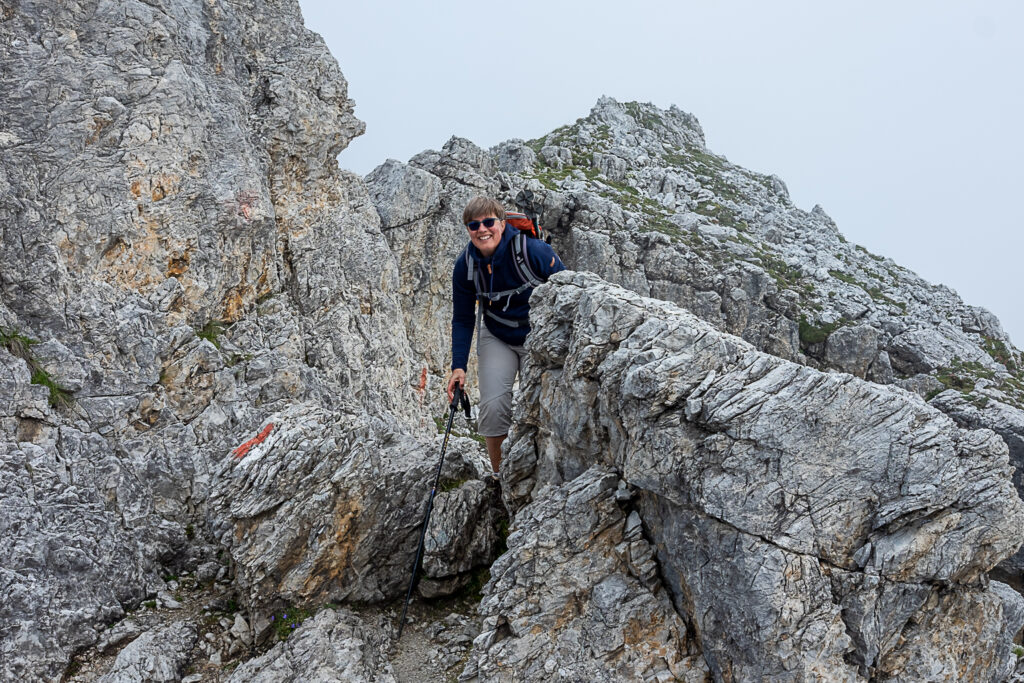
[1,1,500,679]
[470,271,1024,681]
[366,96,1024,570]
[208,409,497,615]
[95,621,197,683]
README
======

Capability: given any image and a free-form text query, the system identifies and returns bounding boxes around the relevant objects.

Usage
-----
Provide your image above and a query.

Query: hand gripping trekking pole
[397,383,472,639]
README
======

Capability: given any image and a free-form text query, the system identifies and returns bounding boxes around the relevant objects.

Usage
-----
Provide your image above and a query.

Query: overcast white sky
[299,0,1023,346]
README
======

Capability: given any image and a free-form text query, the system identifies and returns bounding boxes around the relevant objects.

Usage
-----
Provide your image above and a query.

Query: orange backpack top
[504,211,544,241]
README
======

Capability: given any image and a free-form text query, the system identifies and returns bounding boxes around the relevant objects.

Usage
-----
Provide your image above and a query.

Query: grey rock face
[5,0,1024,680]
[227,608,396,683]
[931,390,1024,573]
[824,323,879,377]
[96,621,197,683]
[462,467,708,682]
[1,1,499,679]
[208,404,497,612]
[486,271,1024,681]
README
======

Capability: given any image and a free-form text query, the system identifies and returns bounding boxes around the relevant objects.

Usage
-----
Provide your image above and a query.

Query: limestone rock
[0,1,494,679]
[96,621,197,683]
[4,0,1024,679]
[390,95,1024,511]
[227,608,396,683]
[366,159,443,230]
[931,391,1024,573]
[491,271,1024,681]
[824,323,880,378]
[461,467,708,682]
[208,404,498,613]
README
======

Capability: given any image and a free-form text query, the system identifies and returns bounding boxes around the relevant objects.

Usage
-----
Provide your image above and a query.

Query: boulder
[488,271,1024,681]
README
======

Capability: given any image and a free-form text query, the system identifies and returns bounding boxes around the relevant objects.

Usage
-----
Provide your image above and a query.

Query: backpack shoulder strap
[464,244,487,294]
[510,232,544,287]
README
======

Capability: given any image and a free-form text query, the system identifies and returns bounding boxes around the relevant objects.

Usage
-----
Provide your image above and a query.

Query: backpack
[463,211,545,328]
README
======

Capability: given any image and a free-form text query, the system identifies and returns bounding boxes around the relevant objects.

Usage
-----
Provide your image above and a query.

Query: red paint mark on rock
[417,367,428,396]
[233,423,274,459]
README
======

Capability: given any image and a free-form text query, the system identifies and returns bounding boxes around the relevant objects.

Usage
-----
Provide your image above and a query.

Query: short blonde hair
[462,197,505,224]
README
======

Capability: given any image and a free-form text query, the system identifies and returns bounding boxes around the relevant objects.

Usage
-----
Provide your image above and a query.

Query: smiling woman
[447,196,565,476]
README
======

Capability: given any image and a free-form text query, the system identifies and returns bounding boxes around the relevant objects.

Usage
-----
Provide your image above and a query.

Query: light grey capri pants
[477,323,526,437]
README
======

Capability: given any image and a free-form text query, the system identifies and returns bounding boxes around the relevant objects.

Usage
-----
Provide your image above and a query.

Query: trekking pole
[397,383,472,639]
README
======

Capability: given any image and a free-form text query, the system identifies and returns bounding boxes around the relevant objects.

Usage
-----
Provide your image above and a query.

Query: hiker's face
[467,215,504,256]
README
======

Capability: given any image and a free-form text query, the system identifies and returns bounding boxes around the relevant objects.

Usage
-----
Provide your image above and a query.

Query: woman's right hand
[447,369,466,402]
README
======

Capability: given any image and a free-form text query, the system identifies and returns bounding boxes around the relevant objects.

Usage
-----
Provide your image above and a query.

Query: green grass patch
[798,316,845,346]
[438,477,469,493]
[2,328,74,408]
[662,145,743,203]
[623,101,665,129]
[271,607,315,640]
[753,250,803,290]
[30,367,74,409]
[692,201,739,227]
[0,328,36,360]
[983,336,1018,373]
[927,358,996,399]
[828,269,860,286]
[197,321,226,348]
[864,286,905,311]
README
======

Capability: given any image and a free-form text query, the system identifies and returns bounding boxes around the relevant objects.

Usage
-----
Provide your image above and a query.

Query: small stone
[230,614,251,646]
[157,590,183,610]
[197,562,220,584]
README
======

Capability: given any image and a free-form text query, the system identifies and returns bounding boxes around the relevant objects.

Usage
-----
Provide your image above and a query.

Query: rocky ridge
[367,96,1024,571]
[2,0,1024,681]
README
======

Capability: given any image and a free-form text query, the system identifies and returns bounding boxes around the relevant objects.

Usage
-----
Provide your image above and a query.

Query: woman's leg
[476,324,523,474]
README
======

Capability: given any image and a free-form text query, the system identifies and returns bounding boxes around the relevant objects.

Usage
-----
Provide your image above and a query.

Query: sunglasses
[466,217,500,231]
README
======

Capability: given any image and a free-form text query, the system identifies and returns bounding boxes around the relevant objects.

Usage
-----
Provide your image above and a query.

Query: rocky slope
[1,1,499,679]
[475,271,1024,681]
[3,0,1024,681]
[367,96,1024,572]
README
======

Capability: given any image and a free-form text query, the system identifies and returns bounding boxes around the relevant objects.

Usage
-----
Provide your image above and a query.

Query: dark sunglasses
[466,217,500,231]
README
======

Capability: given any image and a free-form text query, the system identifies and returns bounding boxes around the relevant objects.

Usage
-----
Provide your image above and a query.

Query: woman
[446,197,565,476]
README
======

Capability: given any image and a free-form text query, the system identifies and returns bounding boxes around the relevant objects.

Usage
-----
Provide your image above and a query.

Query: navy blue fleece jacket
[451,227,565,371]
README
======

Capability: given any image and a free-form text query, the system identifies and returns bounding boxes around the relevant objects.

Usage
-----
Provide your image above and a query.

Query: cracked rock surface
[462,467,708,682]
[476,271,1024,682]
[95,621,197,683]
[0,1,501,679]
[226,608,396,683]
